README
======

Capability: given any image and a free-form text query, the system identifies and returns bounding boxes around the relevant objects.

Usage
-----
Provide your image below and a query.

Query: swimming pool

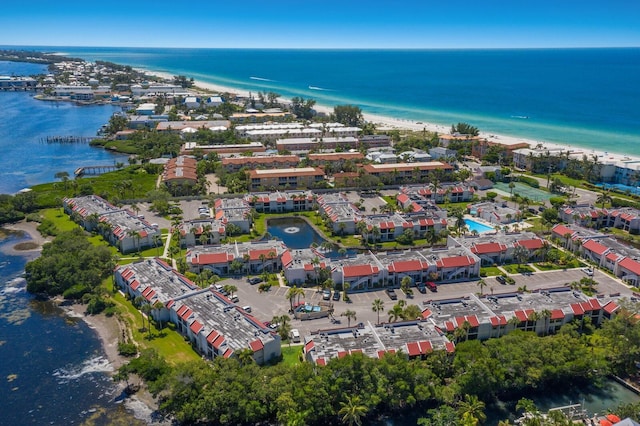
[464,218,495,234]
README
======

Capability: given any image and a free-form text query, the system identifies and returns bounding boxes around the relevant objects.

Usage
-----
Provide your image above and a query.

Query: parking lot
[218,267,634,338]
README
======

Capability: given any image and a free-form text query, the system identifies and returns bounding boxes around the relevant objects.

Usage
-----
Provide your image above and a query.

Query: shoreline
[140,68,640,165]
[0,220,167,424]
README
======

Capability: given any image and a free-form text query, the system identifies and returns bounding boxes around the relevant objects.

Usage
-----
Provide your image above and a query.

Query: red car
[426,282,437,292]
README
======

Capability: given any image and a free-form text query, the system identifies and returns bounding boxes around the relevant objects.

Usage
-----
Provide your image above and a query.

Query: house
[163,156,198,193]
[221,155,300,173]
[362,162,454,185]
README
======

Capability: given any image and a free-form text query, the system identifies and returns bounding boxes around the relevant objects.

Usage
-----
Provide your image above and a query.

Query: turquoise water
[6,46,640,155]
[465,218,495,233]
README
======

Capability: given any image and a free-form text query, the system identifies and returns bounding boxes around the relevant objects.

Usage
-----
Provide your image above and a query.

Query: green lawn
[279,345,303,367]
[41,208,81,232]
[102,280,200,365]
[480,266,503,277]
[501,264,535,274]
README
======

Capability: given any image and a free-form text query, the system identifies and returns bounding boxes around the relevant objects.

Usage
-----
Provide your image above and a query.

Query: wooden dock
[41,135,95,144]
[75,165,119,177]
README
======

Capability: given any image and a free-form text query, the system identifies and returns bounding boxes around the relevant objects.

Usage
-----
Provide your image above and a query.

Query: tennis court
[493,182,552,202]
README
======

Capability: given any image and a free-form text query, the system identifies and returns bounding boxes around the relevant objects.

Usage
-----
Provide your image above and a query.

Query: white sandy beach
[142,68,640,165]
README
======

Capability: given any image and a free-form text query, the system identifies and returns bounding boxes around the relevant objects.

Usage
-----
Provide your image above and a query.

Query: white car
[581,267,594,276]
[290,329,300,343]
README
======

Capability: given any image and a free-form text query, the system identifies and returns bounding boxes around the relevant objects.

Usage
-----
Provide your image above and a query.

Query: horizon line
[2,44,640,51]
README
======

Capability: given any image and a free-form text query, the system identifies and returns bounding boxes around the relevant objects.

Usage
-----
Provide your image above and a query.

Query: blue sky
[1,0,639,48]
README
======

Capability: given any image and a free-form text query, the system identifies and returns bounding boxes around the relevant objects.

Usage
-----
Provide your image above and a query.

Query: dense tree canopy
[332,104,364,127]
[25,228,116,296]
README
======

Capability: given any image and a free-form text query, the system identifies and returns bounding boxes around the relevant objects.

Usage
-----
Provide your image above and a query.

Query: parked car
[230,295,239,303]
[322,289,331,300]
[425,281,437,292]
[332,290,341,301]
[248,277,263,285]
[417,283,427,294]
[242,305,252,313]
[386,288,398,300]
[496,275,506,284]
[290,328,301,343]
[581,267,594,276]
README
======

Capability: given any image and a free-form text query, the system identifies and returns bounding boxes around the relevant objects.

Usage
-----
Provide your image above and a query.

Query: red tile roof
[571,303,585,316]
[281,251,293,267]
[419,340,433,354]
[389,259,428,273]
[550,309,565,320]
[603,301,619,315]
[212,334,226,349]
[552,224,575,238]
[619,257,640,276]
[249,339,264,352]
[190,320,203,334]
[316,357,327,366]
[249,249,277,261]
[490,315,508,326]
[445,342,456,353]
[396,193,410,204]
[471,242,506,255]
[337,351,348,359]
[515,239,544,250]
[196,252,233,264]
[436,256,476,268]
[304,340,315,354]
[582,239,609,256]
[514,309,534,322]
[407,341,421,357]
[206,330,220,344]
[343,264,378,277]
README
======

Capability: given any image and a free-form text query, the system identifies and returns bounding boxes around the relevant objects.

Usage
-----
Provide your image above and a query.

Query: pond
[265,217,358,258]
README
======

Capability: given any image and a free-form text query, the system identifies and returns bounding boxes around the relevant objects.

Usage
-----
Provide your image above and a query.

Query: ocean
[10,46,640,156]
[0,232,124,425]
[0,60,128,194]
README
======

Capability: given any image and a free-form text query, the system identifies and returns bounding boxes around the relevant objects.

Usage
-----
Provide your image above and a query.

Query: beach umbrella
[606,414,621,423]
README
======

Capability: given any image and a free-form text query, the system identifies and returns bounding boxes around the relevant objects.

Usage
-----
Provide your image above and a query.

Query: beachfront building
[429,147,458,160]
[130,83,186,96]
[213,198,252,233]
[185,240,288,275]
[438,133,483,148]
[230,111,293,123]
[221,155,300,173]
[163,156,198,194]
[63,195,161,254]
[181,141,267,156]
[276,137,359,154]
[155,120,231,133]
[114,259,280,364]
[468,202,520,225]
[235,123,322,142]
[358,135,392,149]
[361,162,454,185]
[317,192,362,235]
[472,139,530,161]
[244,190,315,213]
[247,167,325,191]
[176,218,227,247]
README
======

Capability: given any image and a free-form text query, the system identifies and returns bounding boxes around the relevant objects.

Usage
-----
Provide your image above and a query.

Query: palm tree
[513,245,530,269]
[476,279,487,295]
[403,304,422,320]
[338,395,368,426]
[457,394,486,425]
[278,314,291,342]
[372,298,385,325]
[286,286,304,311]
[153,301,165,330]
[223,284,238,298]
[596,190,612,208]
[341,309,357,327]
[387,303,405,323]
[236,348,254,366]
[140,302,152,337]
